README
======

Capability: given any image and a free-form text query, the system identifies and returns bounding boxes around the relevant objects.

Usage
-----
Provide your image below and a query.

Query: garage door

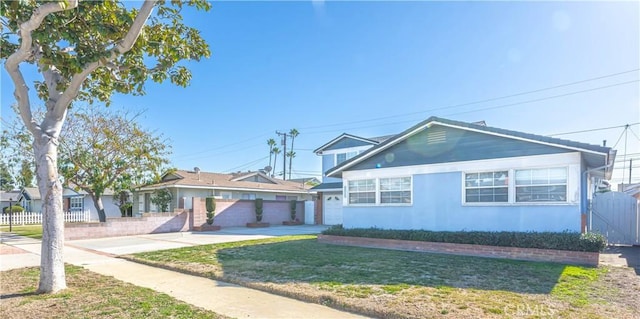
[323,194,343,225]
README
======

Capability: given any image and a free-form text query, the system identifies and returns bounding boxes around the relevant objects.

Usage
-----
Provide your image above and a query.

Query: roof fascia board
[314,133,380,154]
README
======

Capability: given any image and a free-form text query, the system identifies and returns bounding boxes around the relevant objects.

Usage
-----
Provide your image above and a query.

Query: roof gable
[231,171,278,184]
[327,116,614,177]
[314,133,380,154]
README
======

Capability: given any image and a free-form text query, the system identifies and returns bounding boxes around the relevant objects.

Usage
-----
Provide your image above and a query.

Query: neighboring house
[0,190,22,212]
[317,116,616,232]
[63,187,121,221]
[288,177,322,186]
[134,169,313,214]
[18,186,120,220]
[18,187,42,213]
[619,183,640,200]
[312,133,393,225]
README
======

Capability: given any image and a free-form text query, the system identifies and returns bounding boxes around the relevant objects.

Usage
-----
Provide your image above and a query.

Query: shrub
[321,226,606,252]
[289,200,297,221]
[254,198,263,222]
[205,197,216,225]
[3,205,24,213]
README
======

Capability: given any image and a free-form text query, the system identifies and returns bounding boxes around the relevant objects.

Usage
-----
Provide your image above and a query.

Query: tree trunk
[34,136,66,293]
[91,194,107,222]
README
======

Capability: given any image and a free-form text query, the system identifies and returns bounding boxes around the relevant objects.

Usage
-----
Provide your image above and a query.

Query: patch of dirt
[592,267,640,314]
[0,244,28,255]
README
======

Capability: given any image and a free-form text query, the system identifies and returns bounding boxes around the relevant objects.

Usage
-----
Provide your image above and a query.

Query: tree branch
[4,1,79,135]
[53,0,157,120]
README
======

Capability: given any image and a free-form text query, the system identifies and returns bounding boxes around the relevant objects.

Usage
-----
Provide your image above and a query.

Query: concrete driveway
[65,224,329,255]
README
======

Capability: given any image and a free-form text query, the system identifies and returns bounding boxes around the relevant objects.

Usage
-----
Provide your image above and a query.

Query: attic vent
[426,129,446,144]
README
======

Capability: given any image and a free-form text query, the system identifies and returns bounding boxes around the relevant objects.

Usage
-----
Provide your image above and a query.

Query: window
[348,179,376,204]
[70,197,83,211]
[220,192,232,199]
[336,151,358,165]
[241,193,256,200]
[515,168,567,202]
[464,171,509,203]
[380,177,411,204]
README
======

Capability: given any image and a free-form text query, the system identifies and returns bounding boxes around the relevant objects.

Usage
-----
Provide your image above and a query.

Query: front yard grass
[0,224,43,239]
[127,235,640,319]
[0,265,227,319]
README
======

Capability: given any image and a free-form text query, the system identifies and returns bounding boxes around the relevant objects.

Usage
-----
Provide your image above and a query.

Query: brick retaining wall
[192,198,305,228]
[65,212,189,240]
[317,235,599,266]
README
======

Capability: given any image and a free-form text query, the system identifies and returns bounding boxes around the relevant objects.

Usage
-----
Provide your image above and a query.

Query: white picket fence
[0,210,90,225]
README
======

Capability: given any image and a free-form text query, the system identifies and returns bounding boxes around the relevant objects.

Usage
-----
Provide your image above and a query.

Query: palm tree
[272,147,281,177]
[267,138,276,170]
[288,129,299,180]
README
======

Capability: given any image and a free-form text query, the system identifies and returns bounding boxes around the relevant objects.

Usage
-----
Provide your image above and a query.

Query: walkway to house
[1,226,369,319]
[599,245,640,274]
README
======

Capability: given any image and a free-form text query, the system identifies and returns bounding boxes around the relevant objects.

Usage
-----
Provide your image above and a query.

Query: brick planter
[246,222,270,228]
[193,225,221,231]
[282,220,304,226]
[317,235,599,266]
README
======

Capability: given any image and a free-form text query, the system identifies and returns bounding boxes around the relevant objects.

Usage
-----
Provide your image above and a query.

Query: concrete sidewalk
[1,227,369,318]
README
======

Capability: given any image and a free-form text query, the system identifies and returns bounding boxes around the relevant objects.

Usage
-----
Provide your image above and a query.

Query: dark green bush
[3,205,24,213]
[322,225,606,252]
[254,198,263,222]
[289,200,297,221]
[205,197,216,225]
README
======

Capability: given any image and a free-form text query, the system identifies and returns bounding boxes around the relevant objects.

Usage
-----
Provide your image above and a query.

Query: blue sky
[1,1,639,185]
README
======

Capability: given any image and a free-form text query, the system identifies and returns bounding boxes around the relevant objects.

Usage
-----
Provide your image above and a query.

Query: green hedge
[3,205,24,213]
[322,226,606,252]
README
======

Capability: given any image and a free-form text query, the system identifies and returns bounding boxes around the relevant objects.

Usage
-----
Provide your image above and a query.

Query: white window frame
[379,177,413,205]
[463,171,509,204]
[70,197,83,211]
[347,179,377,205]
[336,151,359,166]
[515,167,568,203]
[462,166,569,205]
[346,176,413,206]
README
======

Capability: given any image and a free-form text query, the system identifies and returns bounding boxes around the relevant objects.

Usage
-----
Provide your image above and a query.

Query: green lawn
[128,235,639,319]
[0,265,228,319]
[0,224,43,239]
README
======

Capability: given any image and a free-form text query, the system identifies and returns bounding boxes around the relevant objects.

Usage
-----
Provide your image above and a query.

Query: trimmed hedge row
[2,205,24,213]
[322,226,606,252]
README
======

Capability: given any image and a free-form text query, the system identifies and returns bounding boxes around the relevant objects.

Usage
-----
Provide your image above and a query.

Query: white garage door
[323,194,343,225]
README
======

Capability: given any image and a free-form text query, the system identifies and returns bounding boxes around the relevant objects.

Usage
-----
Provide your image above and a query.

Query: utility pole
[630,159,632,185]
[276,131,292,180]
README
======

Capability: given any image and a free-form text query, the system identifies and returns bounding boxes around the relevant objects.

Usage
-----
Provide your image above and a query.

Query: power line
[223,155,269,173]
[445,80,639,117]
[299,68,639,131]
[302,80,639,136]
[549,123,640,137]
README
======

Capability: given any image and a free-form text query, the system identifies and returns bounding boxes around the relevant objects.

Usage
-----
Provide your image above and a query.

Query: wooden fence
[0,210,90,225]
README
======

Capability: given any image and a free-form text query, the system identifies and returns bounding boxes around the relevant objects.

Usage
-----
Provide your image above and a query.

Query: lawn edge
[118,255,392,319]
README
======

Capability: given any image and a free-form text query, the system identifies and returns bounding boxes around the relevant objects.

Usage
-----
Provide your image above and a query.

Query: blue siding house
[323,117,616,232]
[312,133,391,224]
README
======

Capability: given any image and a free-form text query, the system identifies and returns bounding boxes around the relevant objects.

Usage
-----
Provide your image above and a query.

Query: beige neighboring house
[18,186,120,221]
[134,169,314,214]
